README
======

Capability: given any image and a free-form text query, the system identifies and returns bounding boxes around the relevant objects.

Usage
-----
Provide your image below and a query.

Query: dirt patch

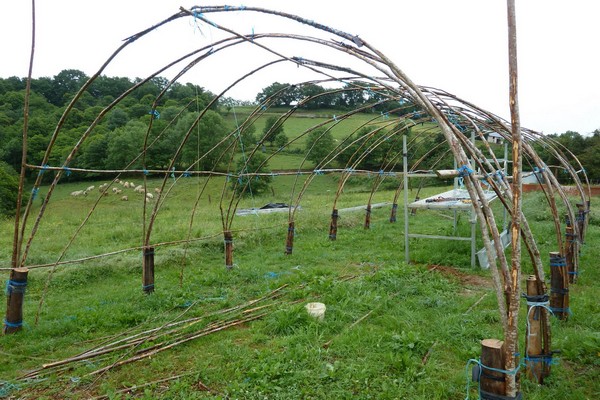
[427,264,492,289]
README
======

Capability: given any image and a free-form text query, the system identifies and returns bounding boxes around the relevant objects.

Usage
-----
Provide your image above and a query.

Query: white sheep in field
[134,185,144,193]
[129,182,135,188]
[112,187,122,194]
[121,195,128,201]
[123,182,130,188]
[154,187,161,194]
[115,178,121,184]
[146,192,154,200]
[70,190,85,197]
[86,185,95,192]
[99,183,109,190]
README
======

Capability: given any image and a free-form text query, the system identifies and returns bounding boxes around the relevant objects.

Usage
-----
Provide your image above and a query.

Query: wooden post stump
[389,203,398,223]
[4,268,28,334]
[329,209,338,240]
[525,275,551,383]
[549,251,569,320]
[565,224,577,284]
[224,230,234,269]
[479,339,507,398]
[364,204,371,229]
[285,221,295,255]
[410,196,419,216]
[576,203,585,243]
[142,247,155,293]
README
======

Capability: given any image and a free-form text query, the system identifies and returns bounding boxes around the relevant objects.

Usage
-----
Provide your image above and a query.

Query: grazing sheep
[115,179,121,184]
[112,187,119,193]
[86,185,95,192]
[154,187,161,194]
[146,192,154,199]
[112,187,122,194]
[129,182,135,188]
[70,190,85,197]
[121,195,128,201]
[123,182,130,188]
[99,183,109,190]
[134,185,144,193]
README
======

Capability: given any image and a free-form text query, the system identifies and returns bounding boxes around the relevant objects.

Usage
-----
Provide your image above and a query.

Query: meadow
[0,175,598,399]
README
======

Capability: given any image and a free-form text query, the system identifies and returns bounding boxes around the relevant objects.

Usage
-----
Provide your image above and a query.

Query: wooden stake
[389,203,398,223]
[329,209,338,240]
[284,221,294,255]
[480,339,506,397]
[549,251,569,320]
[364,204,371,229]
[142,247,154,294]
[565,225,577,284]
[4,268,29,334]
[525,275,550,383]
[224,231,233,269]
[575,203,585,243]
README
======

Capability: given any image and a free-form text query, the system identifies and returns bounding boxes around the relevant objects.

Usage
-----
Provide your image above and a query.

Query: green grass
[0,179,598,399]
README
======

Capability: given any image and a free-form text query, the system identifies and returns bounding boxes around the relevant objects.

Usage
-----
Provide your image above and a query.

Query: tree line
[0,71,597,216]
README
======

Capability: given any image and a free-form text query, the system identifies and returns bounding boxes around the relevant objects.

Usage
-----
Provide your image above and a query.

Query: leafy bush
[0,161,27,217]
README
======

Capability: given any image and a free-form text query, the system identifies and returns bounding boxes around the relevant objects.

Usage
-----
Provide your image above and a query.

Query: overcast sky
[1,1,598,135]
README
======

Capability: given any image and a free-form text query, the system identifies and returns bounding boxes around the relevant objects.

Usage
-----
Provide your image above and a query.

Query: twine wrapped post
[224,230,234,269]
[389,203,398,223]
[565,223,577,284]
[142,247,155,294]
[364,204,371,229]
[329,209,338,240]
[479,339,507,398]
[549,251,569,320]
[525,275,551,383]
[575,203,586,244]
[4,268,29,334]
[284,221,295,255]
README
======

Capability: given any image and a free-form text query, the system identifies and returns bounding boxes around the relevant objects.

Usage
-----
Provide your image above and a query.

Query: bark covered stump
[4,268,29,334]
[142,247,155,293]
[549,251,569,320]
[329,209,338,240]
[525,275,551,383]
[389,203,398,223]
[285,221,295,255]
[364,204,372,229]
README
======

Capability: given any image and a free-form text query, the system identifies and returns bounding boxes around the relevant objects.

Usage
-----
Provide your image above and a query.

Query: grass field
[0,176,598,399]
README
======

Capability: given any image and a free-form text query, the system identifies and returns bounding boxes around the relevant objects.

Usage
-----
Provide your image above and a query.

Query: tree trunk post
[329,209,338,240]
[565,224,577,284]
[224,230,234,270]
[364,204,371,229]
[284,221,295,255]
[575,203,585,244]
[549,251,569,320]
[142,247,155,294]
[4,268,29,334]
[479,339,507,398]
[525,275,551,383]
[389,203,398,223]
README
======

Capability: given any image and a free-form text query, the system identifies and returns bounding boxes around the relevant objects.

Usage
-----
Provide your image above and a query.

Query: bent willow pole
[9,7,589,397]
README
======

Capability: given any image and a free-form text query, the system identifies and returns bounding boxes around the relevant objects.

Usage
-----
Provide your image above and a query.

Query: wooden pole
[284,221,294,255]
[525,275,550,383]
[328,209,338,240]
[142,247,154,294]
[549,251,569,320]
[4,268,29,334]
[389,203,398,223]
[565,224,577,284]
[575,203,585,244]
[480,339,506,397]
[364,204,371,229]
[224,231,234,269]
[505,0,523,395]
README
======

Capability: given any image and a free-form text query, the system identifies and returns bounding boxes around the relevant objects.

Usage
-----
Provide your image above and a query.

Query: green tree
[176,110,229,170]
[0,162,27,217]
[262,115,284,146]
[305,128,335,165]
[231,152,272,196]
[255,82,299,107]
